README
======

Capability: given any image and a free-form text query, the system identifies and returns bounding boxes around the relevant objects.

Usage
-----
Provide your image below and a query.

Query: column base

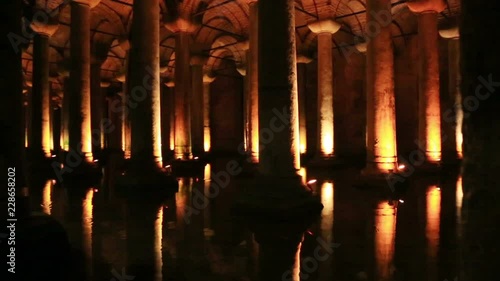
[170,158,206,177]
[305,154,344,168]
[411,160,442,175]
[232,174,323,221]
[56,159,102,185]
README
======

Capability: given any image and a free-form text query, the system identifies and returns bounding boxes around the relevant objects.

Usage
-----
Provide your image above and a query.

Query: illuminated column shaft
[247,0,259,163]
[90,62,103,155]
[165,82,176,151]
[258,0,300,174]
[407,0,446,162]
[30,33,52,158]
[440,27,461,159]
[61,77,70,151]
[160,83,171,158]
[296,55,312,154]
[174,32,193,159]
[365,0,397,172]
[69,0,94,161]
[123,82,131,157]
[127,0,161,167]
[203,75,215,152]
[308,19,341,158]
[190,58,204,155]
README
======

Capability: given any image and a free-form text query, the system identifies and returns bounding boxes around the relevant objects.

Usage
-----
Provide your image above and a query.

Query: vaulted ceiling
[21,0,461,95]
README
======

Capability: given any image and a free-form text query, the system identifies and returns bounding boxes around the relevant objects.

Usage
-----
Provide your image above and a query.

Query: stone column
[127,0,162,168]
[296,54,312,155]
[30,20,58,159]
[164,81,176,152]
[247,0,259,163]
[364,0,398,173]
[69,0,101,162]
[170,28,193,160]
[61,77,70,151]
[160,81,171,161]
[190,56,205,155]
[308,19,341,159]
[439,27,462,160]
[408,0,446,163]
[90,60,103,157]
[460,0,500,279]
[203,74,215,152]
[258,0,300,175]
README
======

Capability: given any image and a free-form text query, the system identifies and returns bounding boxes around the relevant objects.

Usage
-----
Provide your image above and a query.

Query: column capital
[203,74,216,84]
[164,80,175,88]
[112,37,130,52]
[72,0,101,9]
[245,0,258,4]
[296,54,312,64]
[307,19,341,34]
[100,81,111,88]
[439,27,459,39]
[164,17,199,33]
[406,0,446,14]
[355,42,367,53]
[30,14,59,37]
[236,64,247,76]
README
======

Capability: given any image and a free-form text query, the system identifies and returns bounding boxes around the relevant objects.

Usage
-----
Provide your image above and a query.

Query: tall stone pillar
[296,54,312,155]
[407,0,446,163]
[69,0,101,162]
[30,20,59,160]
[90,60,103,157]
[160,81,171,161]
[247,0,259,163]
[439,27,462,160]
[164,81,176,152]
[175,31,192,160]
[364,0,398,173]
[61,77,70,151]
[190,56,205,155]
[203,74,215,152]
[308,19,341,159]
[126,0,162,168]
[460,0,500,279]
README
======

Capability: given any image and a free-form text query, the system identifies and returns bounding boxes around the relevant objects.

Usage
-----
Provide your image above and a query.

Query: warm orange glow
[250,122,259,162]
[321,131,334,156]
[456,176,463,226]
[204,164,211,180]
[153,79,162,167]
[291,242,302,281]
[300,142,306,154]
[82,90,93,161]
[426,122,442,162]
[373,117,398,171]
[426,185,441,260]
[42,180,52,215]
[155,206,163,281]
[203,83,211,152]
[298,167,307,185]
[204,164,211,233]
[456,108,463,158]
[374,201,396,280]
[321,182,334,242]
[82,188,94,279]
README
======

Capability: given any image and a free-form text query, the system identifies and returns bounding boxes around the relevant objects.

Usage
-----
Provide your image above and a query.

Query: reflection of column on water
[204,164,214,240]
[374,201,396,281]
[82,188,94,280]
[42,180,53,215]
[318,181,334,279]
[154,206,163,281]
[426,185,441,280]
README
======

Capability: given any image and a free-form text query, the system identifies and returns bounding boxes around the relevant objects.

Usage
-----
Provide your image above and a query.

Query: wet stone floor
[24,158,462,281]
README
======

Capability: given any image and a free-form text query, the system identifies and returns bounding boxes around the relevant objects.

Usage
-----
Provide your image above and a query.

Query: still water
[27,159,462,281]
